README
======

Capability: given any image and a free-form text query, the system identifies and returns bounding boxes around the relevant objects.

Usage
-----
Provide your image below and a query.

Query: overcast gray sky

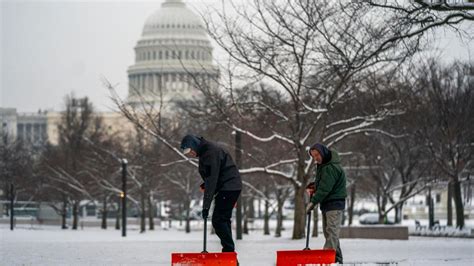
[1,0,473,112]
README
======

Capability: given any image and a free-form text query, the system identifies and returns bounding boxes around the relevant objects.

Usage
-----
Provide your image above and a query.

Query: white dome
[126,0,219,108]
[142,0,206,39]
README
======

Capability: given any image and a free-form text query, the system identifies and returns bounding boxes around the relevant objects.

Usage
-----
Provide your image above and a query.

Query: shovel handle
[202,217,208,253]
[304,192,314,250]
[304,211,311,250]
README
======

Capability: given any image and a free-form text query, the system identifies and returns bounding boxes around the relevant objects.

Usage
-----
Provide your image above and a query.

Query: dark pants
[212,190,241,252]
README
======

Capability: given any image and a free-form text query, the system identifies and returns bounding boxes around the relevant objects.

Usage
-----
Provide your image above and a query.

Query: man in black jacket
[180,134,242,252]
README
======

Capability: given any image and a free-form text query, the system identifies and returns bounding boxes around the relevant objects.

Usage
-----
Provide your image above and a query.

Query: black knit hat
[180,134,202,154]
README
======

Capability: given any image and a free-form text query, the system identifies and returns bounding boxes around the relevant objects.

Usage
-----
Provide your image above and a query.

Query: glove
[306,182,315,196]
[202,208,209,219]
[199,183,205,193]
[306,202,315,214]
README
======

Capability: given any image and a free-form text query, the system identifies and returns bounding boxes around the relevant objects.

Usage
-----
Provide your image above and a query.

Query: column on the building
[143,74,148,94]
[163,73,168,90]
[183,73,187,91]
[149,73,153,93]
[131,75,136,94]
[153,73,158,93]
[176,73,180,92]
[33,124,38,143]
[158,74,162,93]
[135,74,139,94]
[151,73,155,93]
[131,75,136,95]
[148,73,153,93]
[161,73,165,92]
[16,124,22,142]
[40,124,46,142]
[150,74,154,93]
[139,74,144,94]
[135,75,140,94]
[22,124,26,142]
[25,124,32,143]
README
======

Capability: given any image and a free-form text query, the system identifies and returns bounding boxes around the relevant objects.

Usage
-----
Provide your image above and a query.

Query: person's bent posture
[306,143,347,264]
[180,134,242,252]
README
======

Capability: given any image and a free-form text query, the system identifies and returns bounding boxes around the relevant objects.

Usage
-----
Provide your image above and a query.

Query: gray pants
[322,210,343,264]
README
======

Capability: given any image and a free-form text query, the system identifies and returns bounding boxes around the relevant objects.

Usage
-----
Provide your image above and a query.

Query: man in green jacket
[306,143,347,264]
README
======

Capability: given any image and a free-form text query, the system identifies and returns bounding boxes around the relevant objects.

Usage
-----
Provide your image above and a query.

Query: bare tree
[162,164,201,233]
[0,134,35,223]
[363,0,473,37]
[38,95,103,229]
[415,60,474,229]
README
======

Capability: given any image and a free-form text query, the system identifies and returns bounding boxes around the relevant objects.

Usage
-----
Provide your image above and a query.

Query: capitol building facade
[127,0,219,107]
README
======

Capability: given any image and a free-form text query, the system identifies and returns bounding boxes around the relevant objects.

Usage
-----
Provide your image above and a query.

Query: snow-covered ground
[1,223,473,266]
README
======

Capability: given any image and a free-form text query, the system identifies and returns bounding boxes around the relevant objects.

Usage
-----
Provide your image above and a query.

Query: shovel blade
[171,252,237,266]
[276,249,336,266]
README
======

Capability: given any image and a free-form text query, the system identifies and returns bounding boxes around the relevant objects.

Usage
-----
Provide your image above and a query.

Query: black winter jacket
[197,139,242,210]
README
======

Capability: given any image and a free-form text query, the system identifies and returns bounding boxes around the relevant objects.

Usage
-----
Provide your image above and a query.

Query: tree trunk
[179,203,183,226]
[378,194,387,224]
[148,195,155,230]
[395,204,403,224]
[447,181,453,226]
[72,201,79,230]
[312,206,319,237]
[292,184,306,239]
[236,195,243,239]
[452,179,465,229]
[140,192,146,233]
[185,199,191,233]
[275,199,284,237]
[263,198,270,235]
[257,198,262,218]
[61,200,68,229]
[348,184,355,226]
[157,201,162,227]
[243,198,249,234]
[248,196,255,219]
[101,195,108,230]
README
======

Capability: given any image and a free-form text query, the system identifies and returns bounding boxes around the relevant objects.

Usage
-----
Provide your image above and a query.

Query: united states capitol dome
[141,0,207,40]
[127,0,218,108]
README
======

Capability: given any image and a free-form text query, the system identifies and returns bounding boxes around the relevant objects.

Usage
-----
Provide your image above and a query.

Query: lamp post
[10,183,15,231]
[121,158,128,237]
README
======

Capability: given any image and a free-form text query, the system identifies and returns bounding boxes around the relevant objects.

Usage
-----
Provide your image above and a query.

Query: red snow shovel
[171,217,238,266]
[276,196,336,265]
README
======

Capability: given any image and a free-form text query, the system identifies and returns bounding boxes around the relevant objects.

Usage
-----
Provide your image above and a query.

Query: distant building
[403,180,474,221]
[0,108,17,141]
[0,108,133,146]
[127,0,219,108]
[1,108,48,147]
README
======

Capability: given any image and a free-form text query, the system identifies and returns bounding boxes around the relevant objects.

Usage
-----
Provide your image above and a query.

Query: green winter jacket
[310,150,347,205]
